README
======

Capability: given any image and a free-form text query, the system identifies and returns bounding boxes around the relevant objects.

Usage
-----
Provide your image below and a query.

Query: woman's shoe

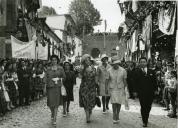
[52,121,56,126]
[113,120,118,124]
[7,106,11,111]
[86,120,91,123]
[10,105,15,109]
[63,111,67,117]
[51,117,54,122]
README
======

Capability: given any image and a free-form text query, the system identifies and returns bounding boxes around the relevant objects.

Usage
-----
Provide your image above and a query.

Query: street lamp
[116,46,120,56]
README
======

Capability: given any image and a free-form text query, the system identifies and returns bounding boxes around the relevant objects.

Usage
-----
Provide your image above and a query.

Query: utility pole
[103,20,107,53]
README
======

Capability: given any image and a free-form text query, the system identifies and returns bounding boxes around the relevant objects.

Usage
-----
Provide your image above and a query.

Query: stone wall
[83,33,126,59]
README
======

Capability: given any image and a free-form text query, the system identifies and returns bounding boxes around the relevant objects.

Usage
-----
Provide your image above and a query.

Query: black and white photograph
[0,0,177,128]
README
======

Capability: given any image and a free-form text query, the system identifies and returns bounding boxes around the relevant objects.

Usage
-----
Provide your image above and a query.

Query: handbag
[61,85,67,96]
[95,96,101,107]
[124,88,129,110]
[61,79,67,96]
[3,90,10,102]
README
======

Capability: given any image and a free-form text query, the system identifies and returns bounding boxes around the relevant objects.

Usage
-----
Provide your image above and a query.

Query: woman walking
[96,54,111,113]
[107,56,128,124]
[46,55,66,126]
[62,61,76,116]
[79,54,97,123]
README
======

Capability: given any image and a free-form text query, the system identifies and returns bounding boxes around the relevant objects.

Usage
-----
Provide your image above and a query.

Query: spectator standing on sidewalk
[167,70,177,118]
[133,57,157,127]
[17,61,31,106]
[163,62,174,111]
[126,61,136,99]
[79,54,97,123]
[2,62,17,110]
[106,56,128,124]
[0,60,6,115]
[35,62,45,99]
[46,55,66,126]
[96,54,111,113]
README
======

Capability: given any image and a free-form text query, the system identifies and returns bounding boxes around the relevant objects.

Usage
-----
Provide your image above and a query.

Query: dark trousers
[138,93,154,124]
[19,83,30,105]
[168,91,177,115]
[0,91,6,114]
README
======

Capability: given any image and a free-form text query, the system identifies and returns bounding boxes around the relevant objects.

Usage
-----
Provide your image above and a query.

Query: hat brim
[111,60,121,65]
[101,56,108,60]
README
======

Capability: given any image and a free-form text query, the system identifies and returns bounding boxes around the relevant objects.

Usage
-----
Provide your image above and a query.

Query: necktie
[142,68,146,74]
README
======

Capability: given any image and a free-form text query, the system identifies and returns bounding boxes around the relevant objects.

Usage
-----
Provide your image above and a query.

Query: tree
[38,6,57,17]
[69,0,101,36]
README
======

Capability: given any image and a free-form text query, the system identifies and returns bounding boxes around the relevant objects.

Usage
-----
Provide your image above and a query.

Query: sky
[42,0,123,33]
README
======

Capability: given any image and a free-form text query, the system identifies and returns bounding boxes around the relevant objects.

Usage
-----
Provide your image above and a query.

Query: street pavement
[0,78,177,128]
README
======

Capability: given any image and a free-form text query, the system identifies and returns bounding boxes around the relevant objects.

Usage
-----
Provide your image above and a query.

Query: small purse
[61,79,67,96]
[124,88,129,110]
[95,96,101,107]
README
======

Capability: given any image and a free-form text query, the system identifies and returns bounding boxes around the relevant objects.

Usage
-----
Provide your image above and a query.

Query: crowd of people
[0,54,177,127]
[0,59,48,115]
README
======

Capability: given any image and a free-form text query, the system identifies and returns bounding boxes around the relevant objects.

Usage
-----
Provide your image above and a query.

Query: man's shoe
[163,108,170,111]
[167,114,177,118]
[63,111,67,117]
[102,110,107,114]
[143,123,147,127]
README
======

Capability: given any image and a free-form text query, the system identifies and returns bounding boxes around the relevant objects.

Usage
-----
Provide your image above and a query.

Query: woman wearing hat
[106,56,128,123]
[79,54,97,123]
[46,55,66,125]
[96,54,111,113]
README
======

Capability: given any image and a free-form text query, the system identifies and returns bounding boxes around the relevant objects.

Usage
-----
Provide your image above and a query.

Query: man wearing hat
[96,54,111,113]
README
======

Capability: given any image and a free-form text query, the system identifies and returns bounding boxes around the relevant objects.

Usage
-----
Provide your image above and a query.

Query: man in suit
[17,60,31,106]
[133,57,157,127]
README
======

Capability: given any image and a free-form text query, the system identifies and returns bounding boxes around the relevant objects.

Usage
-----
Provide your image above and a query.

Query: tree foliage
[69,0,101,36]
[38,6,57,17]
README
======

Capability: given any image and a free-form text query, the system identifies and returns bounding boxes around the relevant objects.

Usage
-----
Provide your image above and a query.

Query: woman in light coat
[106,56,128,123]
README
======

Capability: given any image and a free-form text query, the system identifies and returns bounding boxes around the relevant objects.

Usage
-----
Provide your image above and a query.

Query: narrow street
[0,79,177,128]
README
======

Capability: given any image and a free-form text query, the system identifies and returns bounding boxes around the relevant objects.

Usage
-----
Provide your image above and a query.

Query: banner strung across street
[11,36,36,59]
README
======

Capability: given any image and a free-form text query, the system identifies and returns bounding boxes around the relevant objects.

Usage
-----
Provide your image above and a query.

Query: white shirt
[142,67,147,74]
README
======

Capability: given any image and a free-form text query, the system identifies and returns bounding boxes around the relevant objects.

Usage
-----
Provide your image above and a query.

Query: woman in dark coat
[62,61,76,116]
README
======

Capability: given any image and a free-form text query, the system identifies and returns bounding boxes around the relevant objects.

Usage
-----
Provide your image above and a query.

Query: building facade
[46,14,76,58]
[0,0,62,59]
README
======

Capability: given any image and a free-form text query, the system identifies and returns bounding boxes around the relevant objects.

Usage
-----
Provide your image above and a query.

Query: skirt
[110,88,125,104]
[47,86,63,107]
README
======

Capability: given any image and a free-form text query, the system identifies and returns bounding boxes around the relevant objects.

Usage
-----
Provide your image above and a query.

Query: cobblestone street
[0,81,177,128]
